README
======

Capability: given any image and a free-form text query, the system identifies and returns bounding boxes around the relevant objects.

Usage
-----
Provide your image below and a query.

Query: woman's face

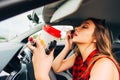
[72,20,96,44]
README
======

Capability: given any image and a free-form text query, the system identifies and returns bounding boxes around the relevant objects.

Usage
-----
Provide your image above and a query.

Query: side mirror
[27,12,39,24]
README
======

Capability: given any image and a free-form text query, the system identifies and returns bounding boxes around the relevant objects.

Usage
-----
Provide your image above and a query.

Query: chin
[72,39,79,43]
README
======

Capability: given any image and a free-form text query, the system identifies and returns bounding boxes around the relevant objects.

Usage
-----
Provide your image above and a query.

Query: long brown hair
[86,18,120,68]
[86,18,112,56]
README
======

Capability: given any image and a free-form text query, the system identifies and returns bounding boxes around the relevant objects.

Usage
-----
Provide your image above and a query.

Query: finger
[66,31,71,37]
[66,30,71,34]
[30,46,35,51]
[49,48,55,56]
[26,41,32,48]
[27,42,35,51]
[35,37,43,48]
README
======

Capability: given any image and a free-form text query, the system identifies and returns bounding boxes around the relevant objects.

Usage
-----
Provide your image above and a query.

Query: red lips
[73,33,77,36]
[71,33,77,38]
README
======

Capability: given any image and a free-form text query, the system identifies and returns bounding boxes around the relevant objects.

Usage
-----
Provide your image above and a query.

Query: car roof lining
[43,0,120,26]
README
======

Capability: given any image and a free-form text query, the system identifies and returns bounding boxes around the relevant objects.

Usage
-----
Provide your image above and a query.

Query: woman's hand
[27,37,54,80]
[65,31,73,50]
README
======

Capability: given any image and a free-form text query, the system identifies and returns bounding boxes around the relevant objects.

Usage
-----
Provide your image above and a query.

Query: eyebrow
[83,21,90,25]
[75,21,90,27]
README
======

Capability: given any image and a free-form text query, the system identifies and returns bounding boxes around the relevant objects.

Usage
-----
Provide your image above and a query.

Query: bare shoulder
[90,58,119,80]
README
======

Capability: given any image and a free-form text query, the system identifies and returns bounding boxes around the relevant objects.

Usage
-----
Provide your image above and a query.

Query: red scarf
[72,49,98,80]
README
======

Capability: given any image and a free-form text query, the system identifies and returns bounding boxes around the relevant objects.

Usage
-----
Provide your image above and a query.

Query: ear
[92,36,96,43]
[93,39,96,43]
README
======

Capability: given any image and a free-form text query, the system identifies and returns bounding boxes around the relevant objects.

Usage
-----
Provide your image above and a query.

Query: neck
[77,43,96,61]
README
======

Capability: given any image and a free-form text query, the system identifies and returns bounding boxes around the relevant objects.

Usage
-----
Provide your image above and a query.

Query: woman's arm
[35,75,50,80]
[52,31,77,73]
[27,37,54,80]
[52,47,77,73]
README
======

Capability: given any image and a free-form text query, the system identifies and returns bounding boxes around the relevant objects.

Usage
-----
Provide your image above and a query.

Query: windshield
[0,7,44,42]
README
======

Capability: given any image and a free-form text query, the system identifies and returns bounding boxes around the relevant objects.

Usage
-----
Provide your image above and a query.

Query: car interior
[0,0,120,80]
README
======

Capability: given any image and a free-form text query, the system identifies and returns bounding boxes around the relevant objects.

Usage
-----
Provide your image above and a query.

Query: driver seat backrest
[107,23,120,65]
[112,42,120,65]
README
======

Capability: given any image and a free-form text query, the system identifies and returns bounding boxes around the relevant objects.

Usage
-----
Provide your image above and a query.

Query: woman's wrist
[64,45,71,51]
[35,74,50,80]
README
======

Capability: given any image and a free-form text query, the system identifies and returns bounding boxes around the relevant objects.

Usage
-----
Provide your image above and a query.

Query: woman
[27,18,120,80]
[52,18,120,80]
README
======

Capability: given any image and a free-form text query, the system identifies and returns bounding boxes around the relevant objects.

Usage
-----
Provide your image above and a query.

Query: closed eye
[82,25,88,29]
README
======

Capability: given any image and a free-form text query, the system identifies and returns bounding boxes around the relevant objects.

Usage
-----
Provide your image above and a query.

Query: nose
[75,27,78,31]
